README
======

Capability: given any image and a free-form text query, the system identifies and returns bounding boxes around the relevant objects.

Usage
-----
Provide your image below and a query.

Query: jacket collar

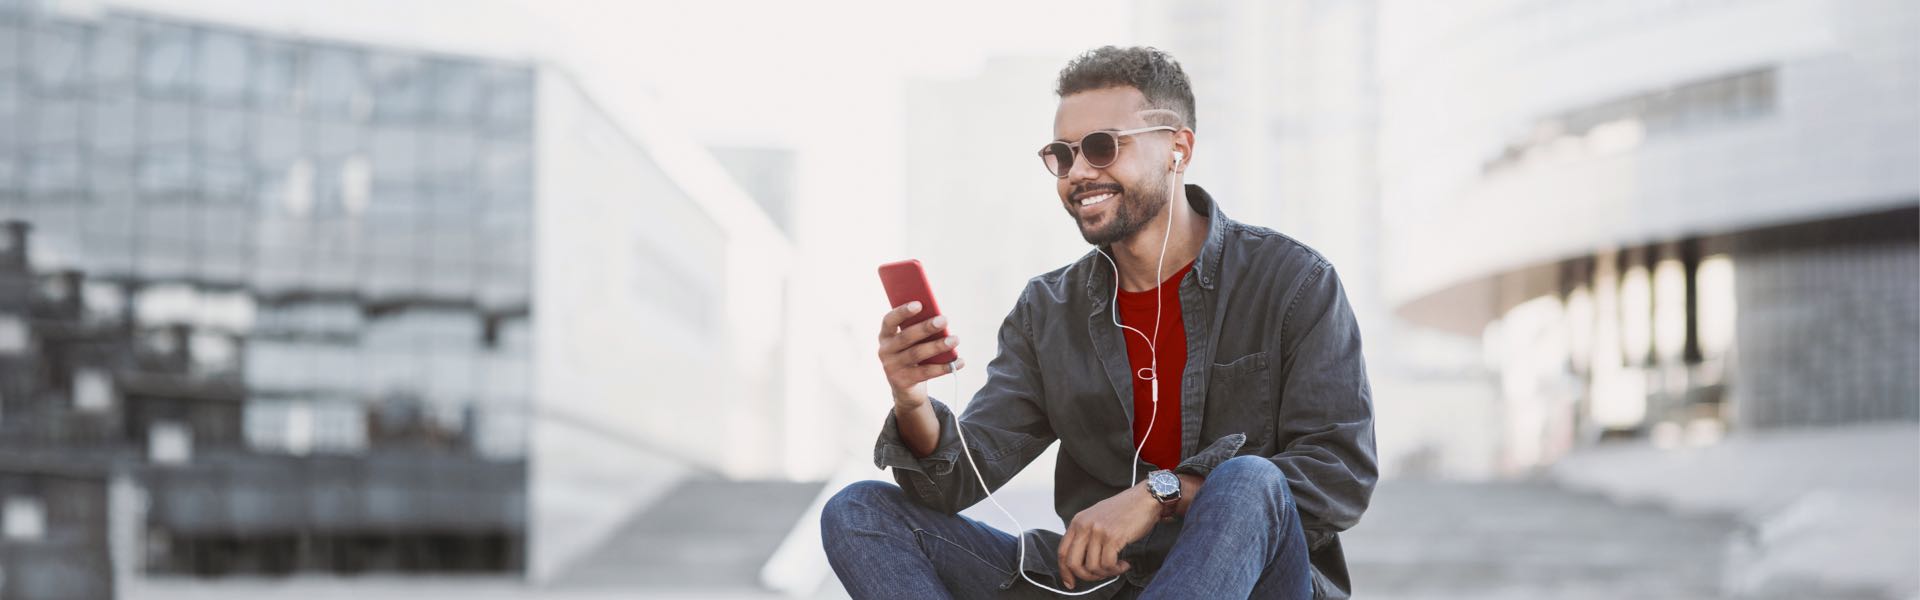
[1086,184,1228,312]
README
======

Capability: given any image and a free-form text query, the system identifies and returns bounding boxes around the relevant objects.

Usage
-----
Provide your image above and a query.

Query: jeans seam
[911,527,1017,583]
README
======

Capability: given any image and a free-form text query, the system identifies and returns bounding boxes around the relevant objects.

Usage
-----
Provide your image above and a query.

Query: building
[1133,0,1513,479]
[1134,0,1918,477]
[0,1,803,596]
[1374,0,1919,470]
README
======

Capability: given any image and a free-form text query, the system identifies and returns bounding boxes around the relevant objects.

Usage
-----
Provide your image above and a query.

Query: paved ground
[128,425,1918,599]
[1344,479,1741,599]
[1552,423,1920,599]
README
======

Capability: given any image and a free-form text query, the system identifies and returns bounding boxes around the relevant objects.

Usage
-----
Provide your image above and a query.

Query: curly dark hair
[1054,46,1197,131]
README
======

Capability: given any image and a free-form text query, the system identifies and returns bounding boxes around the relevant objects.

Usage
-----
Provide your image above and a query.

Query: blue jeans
[821,455,1313,599]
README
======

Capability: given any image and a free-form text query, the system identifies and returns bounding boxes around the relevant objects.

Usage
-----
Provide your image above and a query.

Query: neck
[1110,183,1207,293]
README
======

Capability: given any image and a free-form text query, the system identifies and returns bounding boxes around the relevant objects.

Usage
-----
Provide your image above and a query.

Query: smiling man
[821,46,1377,599]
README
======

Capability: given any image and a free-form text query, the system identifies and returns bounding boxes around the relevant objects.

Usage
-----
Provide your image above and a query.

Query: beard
[1068,168,1172,247]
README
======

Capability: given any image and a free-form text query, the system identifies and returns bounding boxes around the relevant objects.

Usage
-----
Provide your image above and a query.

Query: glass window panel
[421,130,474,181]
[199,106,248,154]
[340,154,371,216]
[136,239,195,280]
[369,127,416,184]
[254,112,303,166]
[250,40,300,112]
[430,61,483,126]
[28,98,81,148]
[365,182,421,225]
[29,21,85,91]
[195,30,248,104]
[0,82,18,148]
[360,260,424,302]
[424,260,475,299]
[138,154,195,196]
[311,119,360,159]
[307,47,367,119]
[89,18,137,95]
[426,223,475,262]
[484,68,531,135]
[26,150,82,195]
[480,141,530,193]
[91,95,137,154]
[370,55,425,122]
[308,238,356,289]
[0,23,23,74]
[90,156,136,198]
[140,23,194,97]
[427,187,476,230]
[142,101,193,150]
[0,156,17,191]
[312,157,343,217]
[202,154,251,200]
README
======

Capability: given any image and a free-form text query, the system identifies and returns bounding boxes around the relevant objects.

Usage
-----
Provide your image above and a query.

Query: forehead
[1053,86,1149,141]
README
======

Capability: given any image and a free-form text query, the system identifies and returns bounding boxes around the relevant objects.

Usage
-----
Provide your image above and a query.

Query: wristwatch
[1144,469,1181,520]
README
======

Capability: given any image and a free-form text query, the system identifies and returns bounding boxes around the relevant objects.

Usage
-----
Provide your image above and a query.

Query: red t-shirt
[1114,260,1193,470]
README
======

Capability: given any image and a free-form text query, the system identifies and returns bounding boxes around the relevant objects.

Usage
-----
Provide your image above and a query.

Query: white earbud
[1172,151,1184,168]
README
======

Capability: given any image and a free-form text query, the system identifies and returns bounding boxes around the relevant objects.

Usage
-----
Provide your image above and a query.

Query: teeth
[1079,192,1116,207]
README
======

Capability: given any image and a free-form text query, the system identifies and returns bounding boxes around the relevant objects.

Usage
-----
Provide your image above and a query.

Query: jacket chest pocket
[1202,351,1275,451]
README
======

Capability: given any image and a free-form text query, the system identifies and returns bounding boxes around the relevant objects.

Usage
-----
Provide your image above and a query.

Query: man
[821,46,1376,599]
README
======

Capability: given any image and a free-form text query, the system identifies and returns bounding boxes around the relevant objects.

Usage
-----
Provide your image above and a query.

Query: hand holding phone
[877,259,964,408]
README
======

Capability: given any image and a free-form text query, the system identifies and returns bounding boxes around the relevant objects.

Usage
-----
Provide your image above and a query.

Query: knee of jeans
[1209,455,1290,504]
[821,480,901,534]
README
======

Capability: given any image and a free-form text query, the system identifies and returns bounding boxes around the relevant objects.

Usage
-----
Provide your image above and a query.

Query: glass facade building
[1,4,544,595]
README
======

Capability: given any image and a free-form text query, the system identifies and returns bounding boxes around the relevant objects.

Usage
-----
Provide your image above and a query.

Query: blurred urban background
[0,0,1913,598]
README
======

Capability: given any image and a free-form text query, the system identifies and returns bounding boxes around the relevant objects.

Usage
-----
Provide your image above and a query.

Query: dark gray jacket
[874,185,1377,599]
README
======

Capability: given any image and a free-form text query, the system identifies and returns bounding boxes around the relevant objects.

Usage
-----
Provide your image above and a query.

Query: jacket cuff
[1173,433,1247,478]
[872,399,963,477]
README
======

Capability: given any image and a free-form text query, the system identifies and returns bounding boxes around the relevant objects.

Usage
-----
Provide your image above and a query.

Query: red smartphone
[878,259,959,366]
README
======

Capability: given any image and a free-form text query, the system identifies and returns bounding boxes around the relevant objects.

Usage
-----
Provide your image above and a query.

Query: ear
[1171,129,1194,173]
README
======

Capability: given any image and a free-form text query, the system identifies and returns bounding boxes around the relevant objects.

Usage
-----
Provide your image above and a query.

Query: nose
[1066,146,1103,182]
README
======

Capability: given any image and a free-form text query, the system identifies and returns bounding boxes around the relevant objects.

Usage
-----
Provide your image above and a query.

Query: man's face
[1053,87,1177,247]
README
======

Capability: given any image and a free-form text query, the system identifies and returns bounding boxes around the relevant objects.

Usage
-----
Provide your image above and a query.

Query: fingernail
[944,336,958,347]
[907,301,921,312]
[955,360,966,370]
[931,316,947,327]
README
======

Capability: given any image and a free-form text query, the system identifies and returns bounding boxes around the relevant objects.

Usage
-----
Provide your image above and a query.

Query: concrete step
[550,479,825,590]
[1341,478,1898,599]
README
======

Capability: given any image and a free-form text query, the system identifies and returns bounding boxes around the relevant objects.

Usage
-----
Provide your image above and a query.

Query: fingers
[1058,527,1086,589]
[882,336,960,373]
[880,315,951,355]
[877,302,921,338]
[1090,538,1123,579]
[906,335,959,363]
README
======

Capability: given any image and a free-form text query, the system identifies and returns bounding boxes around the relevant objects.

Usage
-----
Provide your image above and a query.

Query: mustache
[1069,182,1124,199]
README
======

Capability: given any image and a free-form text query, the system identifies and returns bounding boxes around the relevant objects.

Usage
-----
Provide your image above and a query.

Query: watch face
[1148,471,1179,498]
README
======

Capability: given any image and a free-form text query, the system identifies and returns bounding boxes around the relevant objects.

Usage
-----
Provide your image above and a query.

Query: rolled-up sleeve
[872,284,1057,515]
[1269,262,1378,549]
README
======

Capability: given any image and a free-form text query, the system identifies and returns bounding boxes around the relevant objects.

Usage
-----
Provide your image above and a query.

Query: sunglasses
[1038,126,1177,178]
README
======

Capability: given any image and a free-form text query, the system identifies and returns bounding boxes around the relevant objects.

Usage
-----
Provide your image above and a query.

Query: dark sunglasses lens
[1043,143,1075,177]
[1083,132,1119,167]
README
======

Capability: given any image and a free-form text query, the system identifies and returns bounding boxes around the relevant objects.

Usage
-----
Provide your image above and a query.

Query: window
[3,496,45,541]
[371,54,426,122]
[307,47,367,119]
[251,40,300,111]
[431,62,484,127]
[140,22,195,97]
[89,18,137,95]
[149,420,193,465]
[29,21,85,92]
[195,29,249,104]
[73,368,114,412]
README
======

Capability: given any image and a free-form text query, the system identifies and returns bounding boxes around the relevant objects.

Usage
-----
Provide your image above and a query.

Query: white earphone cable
[940,162,1181,595]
